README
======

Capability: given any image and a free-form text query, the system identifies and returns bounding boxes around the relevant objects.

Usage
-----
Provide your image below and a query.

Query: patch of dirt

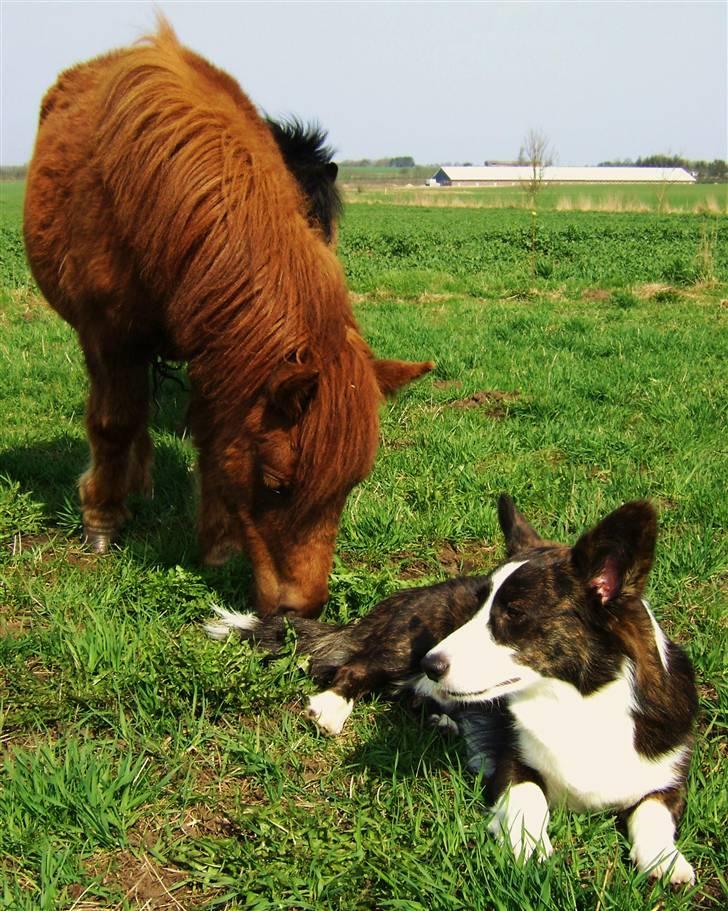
[395,541,498,580]
[652,495,679,512]
[0,617,27,637]
[581,288,611,302]
[298,751,337,786]
[25,657,53,683]
[3,532,54,556]
[397,557,433,581]
[9,289,47,320]
[635,282,674,299]
[79,850,202,910]
[176,803,238,839]
[416,292,456,304]
[450,389,520,418]
[0,730,59,760]
[698,682,719,704]
[436,541,498,576]
[4,530,99,569]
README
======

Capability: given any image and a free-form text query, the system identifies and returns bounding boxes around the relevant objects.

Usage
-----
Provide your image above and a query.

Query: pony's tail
[203,606,356,684]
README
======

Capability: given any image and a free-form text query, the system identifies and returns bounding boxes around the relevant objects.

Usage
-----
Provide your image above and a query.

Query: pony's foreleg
[196,461,244,566]
[79,344,152,552]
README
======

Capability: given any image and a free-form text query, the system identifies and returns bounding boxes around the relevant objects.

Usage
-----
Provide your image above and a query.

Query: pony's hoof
[84,528,112,553]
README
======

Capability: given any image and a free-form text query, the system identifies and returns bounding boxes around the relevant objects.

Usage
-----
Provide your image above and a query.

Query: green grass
[1,183,727,908]
[338,205,728,295]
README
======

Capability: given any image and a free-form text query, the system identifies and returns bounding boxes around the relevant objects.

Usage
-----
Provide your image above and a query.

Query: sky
[2,0,726,167]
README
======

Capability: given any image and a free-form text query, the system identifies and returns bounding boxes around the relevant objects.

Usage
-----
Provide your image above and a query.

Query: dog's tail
[203,606,358,684]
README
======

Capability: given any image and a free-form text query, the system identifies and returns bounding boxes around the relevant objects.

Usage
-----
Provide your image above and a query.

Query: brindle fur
[228,575,489,700]
[213,494,698,879]
[465,496,697,862]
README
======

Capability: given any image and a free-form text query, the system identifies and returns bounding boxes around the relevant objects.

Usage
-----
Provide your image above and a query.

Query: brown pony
[23,21,431,618]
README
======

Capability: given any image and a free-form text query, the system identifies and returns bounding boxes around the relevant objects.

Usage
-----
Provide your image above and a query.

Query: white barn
[429,166,696,187]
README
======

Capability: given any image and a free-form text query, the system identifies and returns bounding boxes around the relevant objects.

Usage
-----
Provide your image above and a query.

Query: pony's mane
[295,330,381,517]
[95,20,380,514]
[96,20,354,404]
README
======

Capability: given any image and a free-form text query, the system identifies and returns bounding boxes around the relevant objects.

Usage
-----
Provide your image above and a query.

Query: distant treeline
[337,157,416,169]
[599,155,727,183]
[1,165,28,180]
[4,155,726,182]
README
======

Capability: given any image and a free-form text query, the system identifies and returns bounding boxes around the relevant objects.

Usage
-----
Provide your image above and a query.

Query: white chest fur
[508,662,687,812]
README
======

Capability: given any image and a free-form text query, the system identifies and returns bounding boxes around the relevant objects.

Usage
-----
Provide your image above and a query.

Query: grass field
[1,180,727,909]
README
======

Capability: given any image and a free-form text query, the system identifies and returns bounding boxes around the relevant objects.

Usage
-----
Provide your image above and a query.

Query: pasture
[344,182,727,216]
[1,179,727,909]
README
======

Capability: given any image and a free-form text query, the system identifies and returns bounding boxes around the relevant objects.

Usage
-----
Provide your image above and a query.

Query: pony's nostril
[422,652,449,681]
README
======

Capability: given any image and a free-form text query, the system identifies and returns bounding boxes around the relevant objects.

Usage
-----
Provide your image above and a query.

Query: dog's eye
[500,601,525,621]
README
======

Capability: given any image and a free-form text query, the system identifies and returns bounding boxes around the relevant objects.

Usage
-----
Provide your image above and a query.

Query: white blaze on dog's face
[423,496,665,706]
[423,560,543,701]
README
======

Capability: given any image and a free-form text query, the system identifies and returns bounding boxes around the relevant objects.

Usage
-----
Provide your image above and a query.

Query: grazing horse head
[23,18,432,619]
[198,335,432,617]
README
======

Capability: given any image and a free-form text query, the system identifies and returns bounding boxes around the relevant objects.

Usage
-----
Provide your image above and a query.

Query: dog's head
[421,494,658,701]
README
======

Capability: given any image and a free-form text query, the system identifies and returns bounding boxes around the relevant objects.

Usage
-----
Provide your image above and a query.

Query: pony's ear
[373,359,434,397]
[570,501,657,606]
[325,162,338,182]
[497,494,544,556]
[268,359,319,421]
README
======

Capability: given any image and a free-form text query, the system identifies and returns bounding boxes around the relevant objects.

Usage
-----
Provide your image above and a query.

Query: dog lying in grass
[206,494,698,884]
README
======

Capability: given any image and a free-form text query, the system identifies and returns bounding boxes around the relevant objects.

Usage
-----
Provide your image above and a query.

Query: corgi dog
[206,495,697,884]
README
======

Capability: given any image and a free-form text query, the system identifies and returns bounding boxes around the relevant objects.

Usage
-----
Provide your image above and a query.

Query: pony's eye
[262,472,289,495]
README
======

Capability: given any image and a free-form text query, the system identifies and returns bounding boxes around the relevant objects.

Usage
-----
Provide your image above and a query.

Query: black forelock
[267,116,336,166]
[266,116,343,243]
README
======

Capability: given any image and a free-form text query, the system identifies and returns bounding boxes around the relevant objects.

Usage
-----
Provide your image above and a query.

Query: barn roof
[434,166,696,183]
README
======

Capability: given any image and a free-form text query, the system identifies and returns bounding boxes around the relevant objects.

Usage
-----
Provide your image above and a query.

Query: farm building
[428,166,696,187]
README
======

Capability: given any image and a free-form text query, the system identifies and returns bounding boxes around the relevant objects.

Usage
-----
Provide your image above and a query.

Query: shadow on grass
[344,698,473,782]
[0,433,87,519]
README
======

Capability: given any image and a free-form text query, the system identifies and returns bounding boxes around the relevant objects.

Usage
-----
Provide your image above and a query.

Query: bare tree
[518,128,555,204]
[518,129,556,279]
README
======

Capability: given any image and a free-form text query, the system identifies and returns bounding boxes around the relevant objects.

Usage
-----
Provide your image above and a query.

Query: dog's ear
[570,501,657,606]
[497,494,544,557]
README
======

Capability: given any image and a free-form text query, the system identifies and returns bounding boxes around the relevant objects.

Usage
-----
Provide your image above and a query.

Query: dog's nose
[422,651,449,681]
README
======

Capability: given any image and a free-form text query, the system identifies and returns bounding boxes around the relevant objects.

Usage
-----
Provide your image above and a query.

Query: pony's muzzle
[256,580,329,620]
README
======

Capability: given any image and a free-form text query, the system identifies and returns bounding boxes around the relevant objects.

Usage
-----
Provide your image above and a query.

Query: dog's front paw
[428,712,459,735]
[628,799,695,886]
[305,690,353,736]
[632,847,695,886]
[490,819,553,863]
[489,781,552,863]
